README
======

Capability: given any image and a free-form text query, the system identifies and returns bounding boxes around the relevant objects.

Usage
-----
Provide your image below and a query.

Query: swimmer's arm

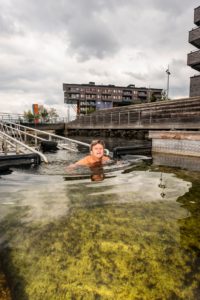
[65,157,89,171]
[102,156,113,164]
[65,163,77,170]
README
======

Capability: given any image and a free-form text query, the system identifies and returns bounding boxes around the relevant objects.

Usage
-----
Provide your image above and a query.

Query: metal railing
[67,98,200,130]
[69,111,200,129]
[0,121,91,162]
[0,113,24,123]
[0,131,48,163]
[0,113,74,124]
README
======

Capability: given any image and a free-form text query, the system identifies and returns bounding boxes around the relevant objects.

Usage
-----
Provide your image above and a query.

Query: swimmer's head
[90,140,105,159]
[90,140,105,151]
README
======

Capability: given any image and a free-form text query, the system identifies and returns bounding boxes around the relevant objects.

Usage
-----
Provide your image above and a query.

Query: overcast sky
[0,0,199,117]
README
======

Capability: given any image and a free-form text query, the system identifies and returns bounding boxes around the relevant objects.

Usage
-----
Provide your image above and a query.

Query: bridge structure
[65,96,200,157]
[65,96,200,130]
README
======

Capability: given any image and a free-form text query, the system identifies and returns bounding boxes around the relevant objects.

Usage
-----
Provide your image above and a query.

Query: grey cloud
[3,0,199,61]
[2,0,121,60]
[152,0,199,15]
[0,4,22,35]
[43,94,62,105]
[170,59,188,74]
[124,72,147,81]
[5,0,122,34]
[0,0,70,35]
[0,60,50,91]
[88,68,110,77]
[0,0,199,114]
[67,17,119,61]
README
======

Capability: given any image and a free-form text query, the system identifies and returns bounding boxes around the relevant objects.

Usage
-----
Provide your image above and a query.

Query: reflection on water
[0,151,200,299]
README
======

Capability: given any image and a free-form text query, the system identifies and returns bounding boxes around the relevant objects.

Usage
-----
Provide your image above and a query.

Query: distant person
[66,139,110,171]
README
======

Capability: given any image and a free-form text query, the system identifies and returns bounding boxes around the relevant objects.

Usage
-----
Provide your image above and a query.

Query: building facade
[63,82,162,115]
[188,5,200,96]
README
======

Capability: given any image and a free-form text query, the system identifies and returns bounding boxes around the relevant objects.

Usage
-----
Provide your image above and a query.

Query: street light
[166,66,171,99]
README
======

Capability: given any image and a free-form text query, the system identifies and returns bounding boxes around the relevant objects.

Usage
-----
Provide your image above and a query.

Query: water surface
[0,148,200,300]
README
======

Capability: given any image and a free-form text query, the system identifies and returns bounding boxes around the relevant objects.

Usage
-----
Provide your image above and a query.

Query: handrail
[0,134,26,154]
[0,131,48,163]
[2,121,90,149]
[0,113,71,124]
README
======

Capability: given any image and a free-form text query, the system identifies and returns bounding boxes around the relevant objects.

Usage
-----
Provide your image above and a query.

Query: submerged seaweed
[0,165,200,299]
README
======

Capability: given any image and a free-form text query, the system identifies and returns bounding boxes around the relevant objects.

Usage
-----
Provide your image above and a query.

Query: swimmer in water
[67,139,110,170]
[66,139,111,181]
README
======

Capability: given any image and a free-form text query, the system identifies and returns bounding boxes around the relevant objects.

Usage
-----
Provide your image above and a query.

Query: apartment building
[63,82,162,115]
[188,5,200,96]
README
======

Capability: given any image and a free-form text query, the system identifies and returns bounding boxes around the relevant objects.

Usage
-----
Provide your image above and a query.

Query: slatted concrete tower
[188,6,200,96]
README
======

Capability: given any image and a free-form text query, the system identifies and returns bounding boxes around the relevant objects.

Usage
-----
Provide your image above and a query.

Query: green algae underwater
[0,163,200,300]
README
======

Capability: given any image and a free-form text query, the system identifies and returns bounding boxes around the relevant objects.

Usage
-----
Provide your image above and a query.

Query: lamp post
[166,66,171,99]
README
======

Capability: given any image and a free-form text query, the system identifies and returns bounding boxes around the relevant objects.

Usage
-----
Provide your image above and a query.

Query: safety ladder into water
[0,121,90,163]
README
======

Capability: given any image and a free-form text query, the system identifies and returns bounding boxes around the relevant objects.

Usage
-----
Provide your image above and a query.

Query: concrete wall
[149,131,200,157]
[152,152,200,172]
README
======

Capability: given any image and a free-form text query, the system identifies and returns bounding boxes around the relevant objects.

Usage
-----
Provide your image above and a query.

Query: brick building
[63,82,162,115]
[188,5,200,96]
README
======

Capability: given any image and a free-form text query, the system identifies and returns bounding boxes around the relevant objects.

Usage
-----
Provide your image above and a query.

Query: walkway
[66,96,200,130]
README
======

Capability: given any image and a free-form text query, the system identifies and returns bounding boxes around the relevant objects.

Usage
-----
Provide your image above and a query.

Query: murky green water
[0,151,200,300]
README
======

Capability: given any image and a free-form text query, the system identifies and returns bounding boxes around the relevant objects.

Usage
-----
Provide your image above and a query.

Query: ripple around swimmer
[32,154,152,175]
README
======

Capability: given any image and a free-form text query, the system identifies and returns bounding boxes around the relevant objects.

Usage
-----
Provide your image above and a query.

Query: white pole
[166,66,171,99]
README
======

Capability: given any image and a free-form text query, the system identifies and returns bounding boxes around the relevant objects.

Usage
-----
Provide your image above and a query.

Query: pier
[65,96,200,157]
[65,96,200,130]
[1,96,200,160]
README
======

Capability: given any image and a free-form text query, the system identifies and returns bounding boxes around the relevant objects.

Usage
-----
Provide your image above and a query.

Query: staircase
[0,121,90,164]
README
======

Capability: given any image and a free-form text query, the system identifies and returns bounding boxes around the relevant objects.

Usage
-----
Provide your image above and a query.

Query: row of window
[66,87,143,94]
[68,94,123,100]
[67,87,124,93]
[66,93,160,102]
[67,94,155,101]
[67,90,144,97]
[80,101,96,105]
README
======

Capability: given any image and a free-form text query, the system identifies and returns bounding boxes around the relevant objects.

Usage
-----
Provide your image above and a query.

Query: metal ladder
[0,121,90,163]
[0,130,48,163]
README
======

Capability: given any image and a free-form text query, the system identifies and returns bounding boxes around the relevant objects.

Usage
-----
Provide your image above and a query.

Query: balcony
[190,75,200,97]
[189,27,200,48]
[64,98,77,105]
[101,96,113,101]
[85,90,96,94]
[187,50,200,71]
[122,90,132,95]
[80,101,96,107]
[67,94,80,99]
[138,92,147,98]
[194,6,200,26]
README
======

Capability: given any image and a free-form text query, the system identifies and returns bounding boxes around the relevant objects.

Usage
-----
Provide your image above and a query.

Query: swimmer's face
[91,143,104,159]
